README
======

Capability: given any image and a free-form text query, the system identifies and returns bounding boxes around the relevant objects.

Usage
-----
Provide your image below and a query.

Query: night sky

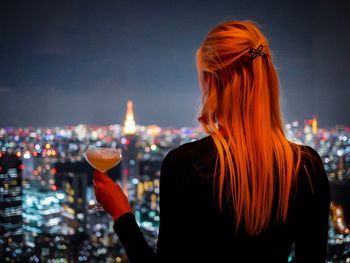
[1,0,349,128]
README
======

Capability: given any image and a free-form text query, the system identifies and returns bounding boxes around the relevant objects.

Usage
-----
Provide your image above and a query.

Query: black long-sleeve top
[113,136,330,263]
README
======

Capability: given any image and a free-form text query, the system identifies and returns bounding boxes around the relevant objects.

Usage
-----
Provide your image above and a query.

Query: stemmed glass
[84,145,122,211]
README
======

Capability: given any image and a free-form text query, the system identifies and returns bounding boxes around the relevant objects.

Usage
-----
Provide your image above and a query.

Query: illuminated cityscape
[0,102,349,262]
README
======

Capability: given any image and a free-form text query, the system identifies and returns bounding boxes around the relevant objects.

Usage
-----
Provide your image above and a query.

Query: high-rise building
[0,152,24,261]
[21,144,58,192]
[121,100,139,194]
[22,188,64,247]
[55,161,91,235]
[136,158,161,225]
[32,155,57,190]
[122,100,136,135]
[312,115,318,135]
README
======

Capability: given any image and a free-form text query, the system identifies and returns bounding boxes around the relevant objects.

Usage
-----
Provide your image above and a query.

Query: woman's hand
[93,170,132,221]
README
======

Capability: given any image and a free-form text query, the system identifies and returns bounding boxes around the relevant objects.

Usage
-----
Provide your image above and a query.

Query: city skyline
[1,1,350,128]
[1,112,349,261]
[0,99,346,130]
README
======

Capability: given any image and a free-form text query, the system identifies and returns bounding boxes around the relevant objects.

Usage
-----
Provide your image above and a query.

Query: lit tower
[123,100,136,135]
[312,115,318,135]
[121,100,139,196]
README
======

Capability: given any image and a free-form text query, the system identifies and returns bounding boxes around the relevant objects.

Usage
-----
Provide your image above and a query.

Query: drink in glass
[85,146,122,173]
[84,146,122,210]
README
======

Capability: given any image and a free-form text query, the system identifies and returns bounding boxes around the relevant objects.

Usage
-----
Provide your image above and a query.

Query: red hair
[197,21,310,235]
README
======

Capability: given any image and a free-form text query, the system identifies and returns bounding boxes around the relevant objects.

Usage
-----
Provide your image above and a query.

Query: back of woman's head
[197,21,303,235]
[197,21,281,133]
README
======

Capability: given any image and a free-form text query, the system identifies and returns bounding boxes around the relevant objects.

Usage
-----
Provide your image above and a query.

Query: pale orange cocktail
[85,147,122,173]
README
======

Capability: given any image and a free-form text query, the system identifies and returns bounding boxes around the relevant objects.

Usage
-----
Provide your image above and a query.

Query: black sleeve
[294,146,331,262]
[113,151,186,263]
[113,212,156,262]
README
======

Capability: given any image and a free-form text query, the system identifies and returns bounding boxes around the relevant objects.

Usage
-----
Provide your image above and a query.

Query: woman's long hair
[197,21,307,235]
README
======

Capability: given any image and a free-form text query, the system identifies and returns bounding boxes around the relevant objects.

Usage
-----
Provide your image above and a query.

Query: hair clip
[249,44,265,60]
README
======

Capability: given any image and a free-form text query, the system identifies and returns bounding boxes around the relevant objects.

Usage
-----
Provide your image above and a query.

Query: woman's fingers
[93,180,103,190]
[94,171,115,185]
[93,170,106,181]
[93,170,112,182]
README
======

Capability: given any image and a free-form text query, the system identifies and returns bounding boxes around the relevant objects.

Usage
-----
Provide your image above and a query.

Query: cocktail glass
[84,146,122,211]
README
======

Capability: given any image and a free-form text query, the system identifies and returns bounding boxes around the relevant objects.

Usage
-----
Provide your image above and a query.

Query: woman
[93,20,330,262]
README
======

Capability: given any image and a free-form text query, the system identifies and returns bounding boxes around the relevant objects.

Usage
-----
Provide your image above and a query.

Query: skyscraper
[0,152,23,261]
[55,161,91,235]
[121,100,139,194]
[22,188,64,247]
[312,115,318,135]
[122,100,136,135]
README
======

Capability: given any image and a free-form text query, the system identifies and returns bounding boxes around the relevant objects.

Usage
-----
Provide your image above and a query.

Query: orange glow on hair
[197,21,311,235]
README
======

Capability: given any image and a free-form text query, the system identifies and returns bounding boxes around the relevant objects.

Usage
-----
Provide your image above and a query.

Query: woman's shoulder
[160,135,216,174]
[292,143,330,195]
[294,143,324,167]
[163,135,214,163]
[159,136,215,186]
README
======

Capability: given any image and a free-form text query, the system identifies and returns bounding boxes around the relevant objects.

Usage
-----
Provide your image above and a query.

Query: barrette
[249,44,265,60]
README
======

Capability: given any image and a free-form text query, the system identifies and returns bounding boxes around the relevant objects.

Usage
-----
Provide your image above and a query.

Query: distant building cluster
[0,104,349,262]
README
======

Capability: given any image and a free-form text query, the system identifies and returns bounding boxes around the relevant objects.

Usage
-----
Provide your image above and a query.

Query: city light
[0,115,349,261]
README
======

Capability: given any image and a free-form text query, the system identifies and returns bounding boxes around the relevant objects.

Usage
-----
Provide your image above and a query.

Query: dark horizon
[1,0,350,128]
